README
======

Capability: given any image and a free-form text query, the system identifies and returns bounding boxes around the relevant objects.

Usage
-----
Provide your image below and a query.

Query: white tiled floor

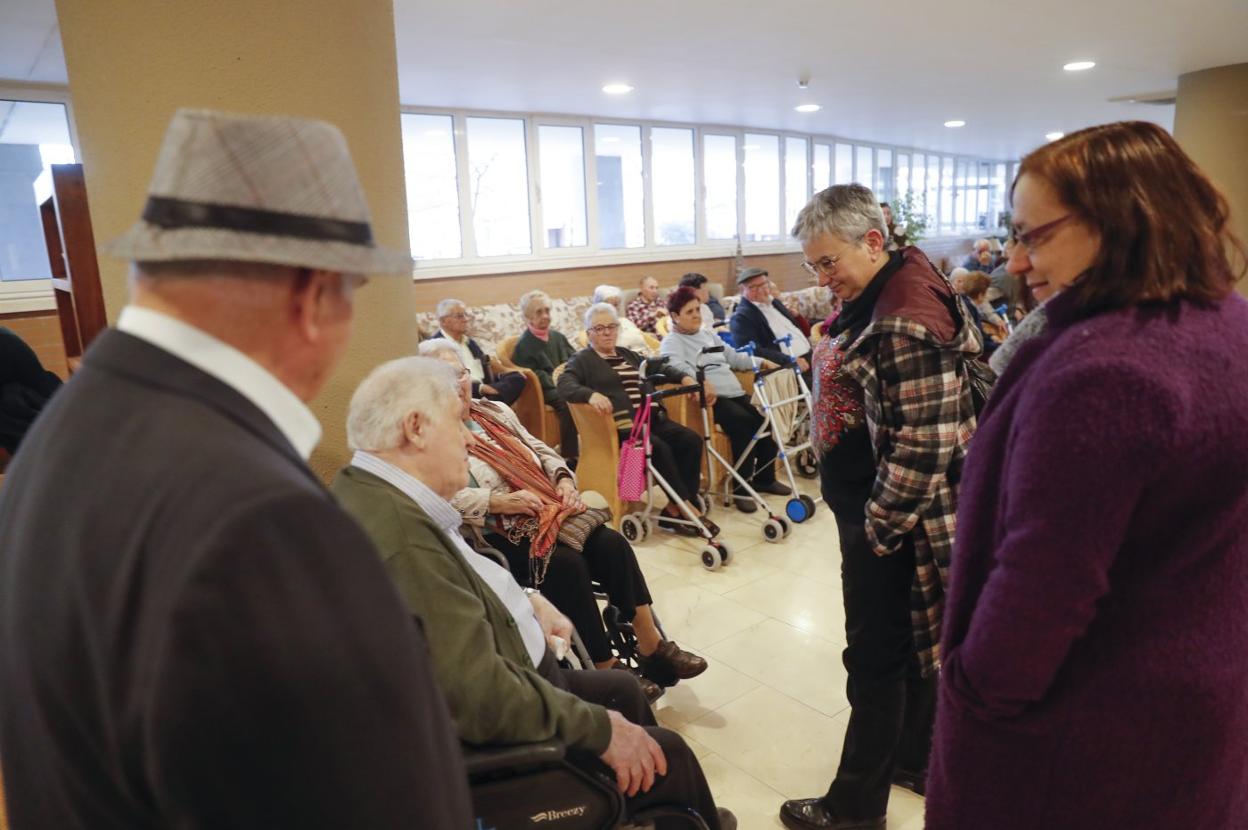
[626,476,926,830]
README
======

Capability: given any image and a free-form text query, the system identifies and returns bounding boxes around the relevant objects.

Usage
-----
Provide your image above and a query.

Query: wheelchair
[465,739,712,830]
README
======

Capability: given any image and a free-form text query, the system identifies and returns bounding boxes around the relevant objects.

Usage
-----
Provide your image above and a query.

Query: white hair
[346,357,460,452]
[519,290,551,320]
[584,301,619,329]
[592,284,622,305]
[950,267,971,280]
[790,183,887,244]
[417,338,463,364]
[435,298,465,319]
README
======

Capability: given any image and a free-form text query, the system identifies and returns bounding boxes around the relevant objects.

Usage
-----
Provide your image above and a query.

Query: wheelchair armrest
[462,739,568,777]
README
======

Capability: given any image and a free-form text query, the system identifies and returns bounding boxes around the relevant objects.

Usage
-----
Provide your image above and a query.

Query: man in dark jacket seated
[0,327,63,454]
[332,356,735,830]
[730,267,812,382]
[430,298,525,404]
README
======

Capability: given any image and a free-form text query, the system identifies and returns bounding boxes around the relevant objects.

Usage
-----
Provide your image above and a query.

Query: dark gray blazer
[729,297,803,365]
[0,329,471,830]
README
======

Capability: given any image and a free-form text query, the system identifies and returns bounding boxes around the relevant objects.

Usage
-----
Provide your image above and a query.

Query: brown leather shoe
[611,662,664,704]
[638,639,708,686]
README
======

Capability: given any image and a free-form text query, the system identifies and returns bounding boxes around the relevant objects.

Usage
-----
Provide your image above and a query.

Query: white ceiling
[4,0,1247,160]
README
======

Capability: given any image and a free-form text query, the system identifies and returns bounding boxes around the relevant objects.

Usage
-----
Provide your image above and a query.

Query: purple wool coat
[926,288,1248,829]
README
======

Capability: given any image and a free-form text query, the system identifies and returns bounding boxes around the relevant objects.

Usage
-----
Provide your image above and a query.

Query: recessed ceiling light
[944,120,966,128]
[1063,60,1096,72]
[602,83,634,95]
[1046,131,1065,141]
[794,103,821,113]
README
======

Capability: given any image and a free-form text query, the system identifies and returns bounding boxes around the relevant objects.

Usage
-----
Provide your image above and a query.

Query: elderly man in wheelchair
[332,356,734,830]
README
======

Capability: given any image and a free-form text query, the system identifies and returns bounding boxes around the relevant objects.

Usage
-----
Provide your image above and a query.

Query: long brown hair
[1014,121,1245,312]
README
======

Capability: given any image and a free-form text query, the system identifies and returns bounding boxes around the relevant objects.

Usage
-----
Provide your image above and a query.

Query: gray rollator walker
[618,356,733,572]
[690,344,794,544]
[725,335,821,525]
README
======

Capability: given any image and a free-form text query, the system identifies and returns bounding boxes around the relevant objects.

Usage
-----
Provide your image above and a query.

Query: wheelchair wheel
[797,448,819,478]
[762,517,785,543]
[786,496,812,523]
[621,514,644,542]
[700,545,724,571]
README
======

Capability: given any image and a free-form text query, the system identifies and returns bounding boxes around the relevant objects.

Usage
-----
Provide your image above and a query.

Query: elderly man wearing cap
[0,109,470,829]
[730,266,813,377]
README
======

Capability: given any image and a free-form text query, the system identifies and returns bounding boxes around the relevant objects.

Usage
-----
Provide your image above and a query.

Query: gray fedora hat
[105,108,413,276]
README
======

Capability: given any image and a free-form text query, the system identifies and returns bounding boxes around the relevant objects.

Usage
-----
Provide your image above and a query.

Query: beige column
[54,0,415,477]
[1174,63,1248,296]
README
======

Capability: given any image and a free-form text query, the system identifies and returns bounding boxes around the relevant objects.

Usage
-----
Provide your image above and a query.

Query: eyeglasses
[800,254,844,277]
[443,312,471,320]
[588,323,620,335]
[1012,214,1072,253]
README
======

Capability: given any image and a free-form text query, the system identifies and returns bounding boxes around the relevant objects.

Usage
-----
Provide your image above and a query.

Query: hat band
[142,196,374,246]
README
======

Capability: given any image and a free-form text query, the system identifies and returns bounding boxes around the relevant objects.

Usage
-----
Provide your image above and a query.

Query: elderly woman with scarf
[417,340,707,700]
[779,185,981,830]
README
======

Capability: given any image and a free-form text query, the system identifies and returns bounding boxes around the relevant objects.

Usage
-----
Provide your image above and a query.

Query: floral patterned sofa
[414,284,834,356]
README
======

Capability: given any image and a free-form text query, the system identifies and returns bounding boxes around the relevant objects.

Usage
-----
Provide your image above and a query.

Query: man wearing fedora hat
[0,109,471,829]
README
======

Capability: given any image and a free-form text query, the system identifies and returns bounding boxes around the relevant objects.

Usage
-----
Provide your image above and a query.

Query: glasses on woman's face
[801,254,843,277]
[1012,214,1072,254]
[588,323,620,335]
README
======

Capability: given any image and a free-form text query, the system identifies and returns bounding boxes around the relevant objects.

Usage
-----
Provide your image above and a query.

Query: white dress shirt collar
[116,305,322,460]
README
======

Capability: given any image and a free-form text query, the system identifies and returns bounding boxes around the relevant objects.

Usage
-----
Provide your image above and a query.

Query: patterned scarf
[467,402,576,584]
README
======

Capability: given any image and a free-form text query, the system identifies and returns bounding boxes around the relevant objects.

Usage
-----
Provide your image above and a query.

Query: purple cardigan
[926,288,1248,829]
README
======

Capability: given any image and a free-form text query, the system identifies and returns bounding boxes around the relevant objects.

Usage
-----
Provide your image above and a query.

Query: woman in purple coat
[926,121,1248,829]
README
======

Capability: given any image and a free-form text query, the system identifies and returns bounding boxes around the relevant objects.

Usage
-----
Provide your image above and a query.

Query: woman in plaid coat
[780,184,982,830]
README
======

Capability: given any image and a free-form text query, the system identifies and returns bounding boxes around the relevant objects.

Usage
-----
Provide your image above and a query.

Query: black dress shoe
[733,495,758,513]
[779,798,885,830]
[891,766,926,796]
[758,480,793,496]
[611,663,664,704]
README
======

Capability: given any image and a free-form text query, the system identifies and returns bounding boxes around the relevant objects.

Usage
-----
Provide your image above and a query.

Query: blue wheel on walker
[786,495,816,523]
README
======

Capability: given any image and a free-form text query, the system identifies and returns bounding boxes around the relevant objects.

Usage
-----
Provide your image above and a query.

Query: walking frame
[618,356,734,572]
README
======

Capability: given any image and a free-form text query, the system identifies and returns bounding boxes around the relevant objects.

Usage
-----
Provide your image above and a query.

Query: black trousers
[539,652,722,830]
[550,397,580,461]
[486,526,653,665]
[617,417,703,504]
[482,371,527,406]
[712,395,776,492]
[821,469,937,820]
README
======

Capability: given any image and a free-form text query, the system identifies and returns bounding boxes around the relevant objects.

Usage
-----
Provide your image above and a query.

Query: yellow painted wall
[54,0,416,477]
[1175,63,1248,297]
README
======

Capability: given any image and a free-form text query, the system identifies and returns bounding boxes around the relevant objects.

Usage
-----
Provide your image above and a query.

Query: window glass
[0,100,77,281]
[703,134,738,240]
[854,145,874,188]
[895,152,910,203]
[743,133,781,241]
[812,143,831,192]
[834,143,853,184]
[991,162,1008,228]
[537,125,587,248]
[784,136,809,236]
[875,148,893,203]
[651,127,695,246]
[594,124,645,249]
[465,116,532,256]
[940,156,955,234]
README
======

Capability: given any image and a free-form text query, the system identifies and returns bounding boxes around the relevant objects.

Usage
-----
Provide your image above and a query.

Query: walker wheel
[763,518,784,544]
[694,493,711,516]
[639,517,653,540]
[786,497,812,523]
[797,449,819,478]
[779,516,792,538]
[799,494,817,519]
[700,545,724,571]
[714,540,732,565]
[621,514,643,542]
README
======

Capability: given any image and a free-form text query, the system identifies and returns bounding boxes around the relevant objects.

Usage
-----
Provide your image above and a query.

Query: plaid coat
[840,249,982,676]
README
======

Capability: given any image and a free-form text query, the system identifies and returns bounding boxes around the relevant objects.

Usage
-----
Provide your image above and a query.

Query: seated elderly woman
[418,339,707,697]
[511,289,578,460]
[592,285,653,353]
[660,286,790,513]
[558,302,718,536]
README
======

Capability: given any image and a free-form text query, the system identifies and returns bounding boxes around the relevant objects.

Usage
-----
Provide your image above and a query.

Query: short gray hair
[592,284,621,305]
[435,298,465,319]
[346,357,460,452]
[417,338,463,364]
[584,301,619,329]
[790,184,887,244]
[519,290,551,320]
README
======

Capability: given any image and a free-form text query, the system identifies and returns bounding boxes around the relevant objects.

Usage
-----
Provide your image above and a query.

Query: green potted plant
[892,190,929,246]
